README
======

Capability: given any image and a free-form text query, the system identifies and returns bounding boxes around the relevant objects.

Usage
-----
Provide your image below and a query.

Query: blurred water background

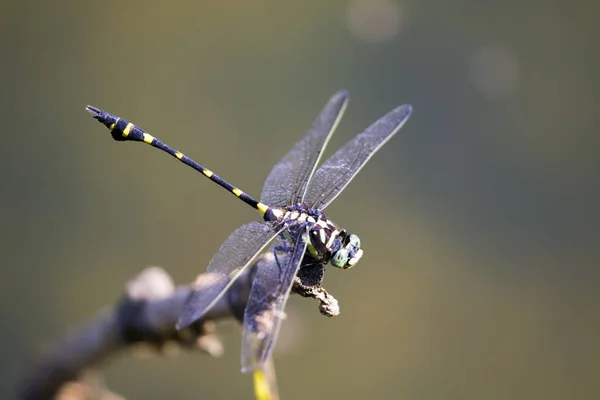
[2,0,599,399]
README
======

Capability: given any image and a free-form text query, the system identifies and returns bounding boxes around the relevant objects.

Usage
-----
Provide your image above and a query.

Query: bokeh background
[3,0,599,399]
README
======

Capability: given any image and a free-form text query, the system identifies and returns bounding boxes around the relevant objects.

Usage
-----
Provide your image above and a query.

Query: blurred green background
[3,0,599,399]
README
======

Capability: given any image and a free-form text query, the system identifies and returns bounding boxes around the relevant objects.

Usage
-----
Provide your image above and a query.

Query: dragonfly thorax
[265,204,363,269]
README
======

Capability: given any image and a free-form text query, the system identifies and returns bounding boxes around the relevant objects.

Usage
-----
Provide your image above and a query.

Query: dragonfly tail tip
[85,105,101,118]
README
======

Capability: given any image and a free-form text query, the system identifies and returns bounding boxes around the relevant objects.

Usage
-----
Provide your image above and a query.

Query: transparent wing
[240,225,309,373]
[176,221,287,329]
[304,104,413,209]
[260,90,349,207]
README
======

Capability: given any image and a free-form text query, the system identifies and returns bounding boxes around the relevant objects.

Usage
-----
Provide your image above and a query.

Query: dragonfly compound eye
[347,248,363,268]
[340,234,362,268]
[331,249,350,268]
[347,234,361,249]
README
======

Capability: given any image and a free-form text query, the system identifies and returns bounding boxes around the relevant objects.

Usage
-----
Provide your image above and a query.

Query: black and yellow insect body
[86,105,363,271]
[86,91,412,373]
[86,106,264,213]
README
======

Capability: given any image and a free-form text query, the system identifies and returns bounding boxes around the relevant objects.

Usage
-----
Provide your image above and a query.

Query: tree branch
[20,254,339,400]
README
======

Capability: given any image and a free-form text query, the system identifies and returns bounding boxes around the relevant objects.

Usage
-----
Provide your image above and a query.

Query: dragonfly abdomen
[86,105,268,213]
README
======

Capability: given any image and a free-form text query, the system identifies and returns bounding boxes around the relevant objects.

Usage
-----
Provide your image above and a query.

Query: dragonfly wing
[176,221,286,329]
[240,225,309,373]
[260,91,349,207]
[304,104,413,209]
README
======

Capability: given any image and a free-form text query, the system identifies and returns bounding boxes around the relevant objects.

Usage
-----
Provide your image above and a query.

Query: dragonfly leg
[272,246,294,279]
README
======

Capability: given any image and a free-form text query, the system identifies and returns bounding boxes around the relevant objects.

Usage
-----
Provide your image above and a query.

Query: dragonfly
[86,90,412,372]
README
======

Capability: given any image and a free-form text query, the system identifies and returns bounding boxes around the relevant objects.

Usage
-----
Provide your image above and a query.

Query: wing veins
[176,221,287,329]
[305,104,413,209]
[241,225,309,373]
[260,91,349,206]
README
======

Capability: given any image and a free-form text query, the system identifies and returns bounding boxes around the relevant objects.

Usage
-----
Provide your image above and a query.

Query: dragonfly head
[331,232,362,269]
